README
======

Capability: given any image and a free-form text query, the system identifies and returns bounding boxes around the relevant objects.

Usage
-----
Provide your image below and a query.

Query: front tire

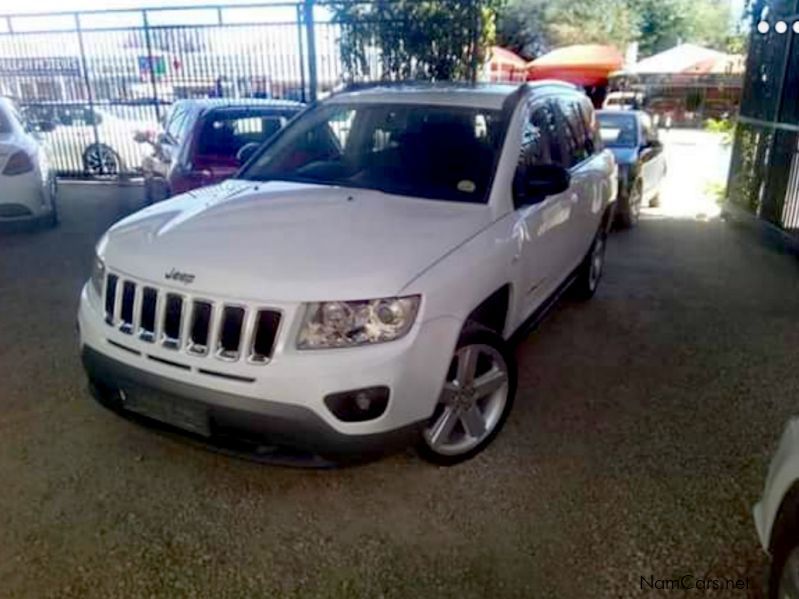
[573,230,607,300]
[417,326,517,466]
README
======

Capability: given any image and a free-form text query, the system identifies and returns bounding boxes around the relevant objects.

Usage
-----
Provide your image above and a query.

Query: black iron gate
[0,1,481,178]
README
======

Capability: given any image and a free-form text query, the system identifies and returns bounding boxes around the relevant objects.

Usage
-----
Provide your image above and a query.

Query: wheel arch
[464,283,512,338]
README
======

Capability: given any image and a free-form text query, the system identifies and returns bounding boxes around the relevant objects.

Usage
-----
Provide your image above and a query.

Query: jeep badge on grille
[165,268,195,284]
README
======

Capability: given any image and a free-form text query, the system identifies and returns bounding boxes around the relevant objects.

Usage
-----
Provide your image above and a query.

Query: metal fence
[727,0,799,234]
[0,1,481,178]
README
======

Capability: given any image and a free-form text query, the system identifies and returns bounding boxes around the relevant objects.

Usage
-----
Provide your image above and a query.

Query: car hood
[607,147,638,167]
[100,179,494,302]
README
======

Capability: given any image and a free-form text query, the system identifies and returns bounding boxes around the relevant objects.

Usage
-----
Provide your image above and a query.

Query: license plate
[122,386,211,437]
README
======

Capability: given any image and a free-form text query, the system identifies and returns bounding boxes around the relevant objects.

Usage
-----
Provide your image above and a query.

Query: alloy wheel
[84,146,119,176]
[423,343,509,456]
[588,235,605,292]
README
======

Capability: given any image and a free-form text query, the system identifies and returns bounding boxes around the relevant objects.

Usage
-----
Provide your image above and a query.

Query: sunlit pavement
[645,128,730,220]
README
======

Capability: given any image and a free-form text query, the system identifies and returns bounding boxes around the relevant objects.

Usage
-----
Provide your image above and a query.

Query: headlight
[297,295,421,349]
[90,255,105,297]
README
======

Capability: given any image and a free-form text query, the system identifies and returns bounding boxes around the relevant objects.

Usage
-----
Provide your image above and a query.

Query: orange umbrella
[527,44,624,86]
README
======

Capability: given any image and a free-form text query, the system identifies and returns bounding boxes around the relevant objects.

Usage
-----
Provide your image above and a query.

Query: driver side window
[515,102,562,204]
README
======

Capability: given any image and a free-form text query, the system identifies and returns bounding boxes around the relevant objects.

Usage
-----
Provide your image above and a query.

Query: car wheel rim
[779,546,799,598]
[86,147,118,175]
[589,235,605,290]
[423,343,509,456]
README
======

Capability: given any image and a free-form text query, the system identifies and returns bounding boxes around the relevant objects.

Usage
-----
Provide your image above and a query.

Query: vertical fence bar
[74,12,103,176]
[296,3,307,103]
[303,0,318,102]
[469,0,479,83]
[142,10,162,121]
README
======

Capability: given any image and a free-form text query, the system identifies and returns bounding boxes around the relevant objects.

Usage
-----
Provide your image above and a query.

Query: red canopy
[527,44,624,87]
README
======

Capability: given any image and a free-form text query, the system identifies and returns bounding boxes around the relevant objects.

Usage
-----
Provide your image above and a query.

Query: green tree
[546,0,638,49]
[496,0,548,58]
[331,0,503,81]
[497,0,739,59]
[497,0,637,57]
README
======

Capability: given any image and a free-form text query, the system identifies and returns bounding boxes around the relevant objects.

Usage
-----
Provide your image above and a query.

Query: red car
[139,99,304,203]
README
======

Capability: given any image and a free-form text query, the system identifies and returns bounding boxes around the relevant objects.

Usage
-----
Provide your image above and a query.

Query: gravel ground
[1,174,798,597]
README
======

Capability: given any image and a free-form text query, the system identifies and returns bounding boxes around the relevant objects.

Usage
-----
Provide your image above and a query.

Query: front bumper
[82,345,423,459]
[77,283,462,458]
[0,170,53,222]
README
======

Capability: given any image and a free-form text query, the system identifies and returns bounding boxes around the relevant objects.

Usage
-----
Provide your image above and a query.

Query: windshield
[239,102,505,204]
[597,113,638,148]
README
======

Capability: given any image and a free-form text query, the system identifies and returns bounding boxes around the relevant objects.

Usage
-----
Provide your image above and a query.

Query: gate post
[74,12,103,176]
[296,3,307,103]
[142,10,162,122]
[303,0,318,102]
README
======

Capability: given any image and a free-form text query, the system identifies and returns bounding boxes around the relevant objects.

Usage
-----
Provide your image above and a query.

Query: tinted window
[196,112,286,157]
[557,99,591,167]
[519,102,562,170]
[241,103,504,204]
[577,99,601,154]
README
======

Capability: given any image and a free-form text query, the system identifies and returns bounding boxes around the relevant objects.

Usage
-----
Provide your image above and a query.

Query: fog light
[324,386,389,422]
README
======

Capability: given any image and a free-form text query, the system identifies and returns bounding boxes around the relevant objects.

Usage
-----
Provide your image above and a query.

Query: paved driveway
[0,162,796,597]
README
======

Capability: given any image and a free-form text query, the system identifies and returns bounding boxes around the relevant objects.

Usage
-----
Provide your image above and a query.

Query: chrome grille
[102,273,281,365]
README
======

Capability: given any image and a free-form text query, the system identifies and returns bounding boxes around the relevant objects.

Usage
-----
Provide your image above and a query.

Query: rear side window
[195,111,285,158]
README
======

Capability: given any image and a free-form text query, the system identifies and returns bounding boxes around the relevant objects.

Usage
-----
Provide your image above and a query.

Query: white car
[37,105,155,176]
[77,82,617,464]
[754,420,799,596]
[0,98,58,227]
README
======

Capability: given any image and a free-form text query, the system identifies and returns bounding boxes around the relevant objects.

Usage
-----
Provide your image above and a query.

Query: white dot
[776,20,788,33]
[758,20,770,34]
[794,21,799,34]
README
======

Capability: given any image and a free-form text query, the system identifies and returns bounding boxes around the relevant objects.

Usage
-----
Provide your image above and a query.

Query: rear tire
[417,325,516,466]
[573,230,607,300]
[617,181,642,229]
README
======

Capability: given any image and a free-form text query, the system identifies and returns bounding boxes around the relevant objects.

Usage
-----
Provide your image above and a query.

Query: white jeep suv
[78,82,617,465]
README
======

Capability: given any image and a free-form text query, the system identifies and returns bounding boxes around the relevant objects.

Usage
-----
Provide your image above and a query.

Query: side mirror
[236,142,260,165]
[515,164,571,206]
